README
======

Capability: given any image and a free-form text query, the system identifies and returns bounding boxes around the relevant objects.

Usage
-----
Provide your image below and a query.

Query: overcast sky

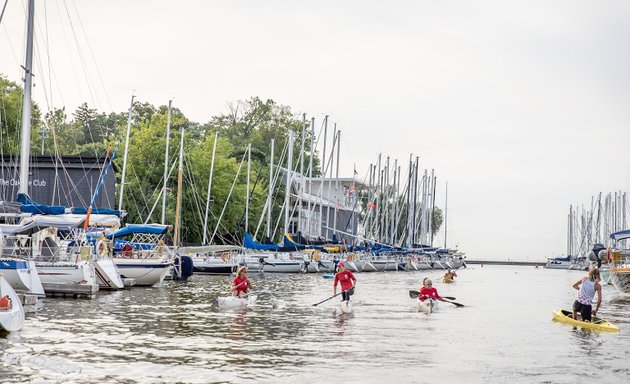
[2,0,630,261]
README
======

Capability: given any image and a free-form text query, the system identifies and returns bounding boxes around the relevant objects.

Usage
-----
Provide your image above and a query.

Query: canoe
[0,274,25,332]
[215,294,257,309]
[551,310,619,332]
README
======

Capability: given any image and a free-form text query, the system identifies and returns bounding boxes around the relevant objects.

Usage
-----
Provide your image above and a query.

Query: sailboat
[0,0,45,298]
[0,273,25,332]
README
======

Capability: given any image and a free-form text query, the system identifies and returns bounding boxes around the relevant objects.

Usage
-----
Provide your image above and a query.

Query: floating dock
[42,283,99,298]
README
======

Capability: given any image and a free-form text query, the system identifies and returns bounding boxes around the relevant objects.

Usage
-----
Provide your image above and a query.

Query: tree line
[0,75,442,247]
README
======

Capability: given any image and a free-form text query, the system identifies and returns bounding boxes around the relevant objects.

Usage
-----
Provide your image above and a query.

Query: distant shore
[466,260,545,267]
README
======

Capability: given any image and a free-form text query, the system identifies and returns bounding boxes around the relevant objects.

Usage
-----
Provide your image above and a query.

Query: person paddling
[572,267,602,322]
[443,269,457,282]
[231,266,253,297]
[333,262,356,303]
[418,278,446,303]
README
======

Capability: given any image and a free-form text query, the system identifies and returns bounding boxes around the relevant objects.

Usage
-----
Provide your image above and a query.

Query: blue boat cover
[71,207,123,217]
[610,229,630,242]
[243,232,279,251]
[107,224,170,238]
[17,193,65,215]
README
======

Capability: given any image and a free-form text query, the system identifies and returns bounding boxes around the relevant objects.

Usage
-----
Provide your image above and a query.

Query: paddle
[408,290,463,307]
[408,290,456,300]
[443,299,465,307]
[312,291,344,306]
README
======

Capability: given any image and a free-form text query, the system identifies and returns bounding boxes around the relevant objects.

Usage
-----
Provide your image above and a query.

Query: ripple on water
[1,267,629,383]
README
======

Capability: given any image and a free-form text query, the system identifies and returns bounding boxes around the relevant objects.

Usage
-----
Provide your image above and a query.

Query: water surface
[1,265,628,383]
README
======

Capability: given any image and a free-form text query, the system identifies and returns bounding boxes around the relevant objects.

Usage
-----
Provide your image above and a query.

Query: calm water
[1,265,629,384]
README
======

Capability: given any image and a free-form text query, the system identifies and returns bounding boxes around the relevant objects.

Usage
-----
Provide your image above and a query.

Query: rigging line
[44,1,53,113]
[268,142,291,241]
[127,130,175,217]
[28,0,54,111]
[61,0,98,107]
[143,158,177,224]
[209,149,248,245]
[0,0,8,26]
[53,0,81,104]
[183,157,206,237]
[69,0,112,110]
[253,140,288,240]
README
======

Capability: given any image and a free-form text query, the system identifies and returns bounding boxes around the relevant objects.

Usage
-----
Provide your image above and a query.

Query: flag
[368,202,376,210]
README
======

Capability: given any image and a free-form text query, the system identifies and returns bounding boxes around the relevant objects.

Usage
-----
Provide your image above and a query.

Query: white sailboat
[0,273,25,332]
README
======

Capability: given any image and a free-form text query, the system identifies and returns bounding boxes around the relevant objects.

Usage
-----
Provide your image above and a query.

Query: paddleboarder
[231,266,253,297]
[333,262,356,302]
[572,267,602,322]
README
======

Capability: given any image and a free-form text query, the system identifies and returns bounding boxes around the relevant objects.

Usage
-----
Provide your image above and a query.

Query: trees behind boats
[0,88,317,245]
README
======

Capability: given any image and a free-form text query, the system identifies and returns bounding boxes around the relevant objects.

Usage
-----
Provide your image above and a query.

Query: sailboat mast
[18,0,35,196]
[333,130,341,237]
[318,116,328,238]
[298,114,306,234]
[173,127,185,246]
[245,143,251,232]
[202,132,219,245]
[326,125,337,240]
[307,117,314,236]
[285,131,294,234]
[161,100,172,225]
[118,95,135,211]
[444,181,448,249]
[267,139,274,238]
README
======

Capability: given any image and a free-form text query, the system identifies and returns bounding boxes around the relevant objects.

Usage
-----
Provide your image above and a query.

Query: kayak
[417,298,437,314]
[214,294,257,309]
[551,310,620,332]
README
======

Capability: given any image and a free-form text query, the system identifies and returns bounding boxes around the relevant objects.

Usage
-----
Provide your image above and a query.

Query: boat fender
[96,238,109,258]
[0,295,11,309]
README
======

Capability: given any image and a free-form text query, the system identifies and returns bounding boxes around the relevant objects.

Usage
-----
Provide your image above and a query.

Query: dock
[42,283,99,298]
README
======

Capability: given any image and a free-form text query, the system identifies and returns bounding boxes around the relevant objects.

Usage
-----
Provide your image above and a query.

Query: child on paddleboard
[333,262,356,302]
[572,267,602,322]
[231,266,253,297]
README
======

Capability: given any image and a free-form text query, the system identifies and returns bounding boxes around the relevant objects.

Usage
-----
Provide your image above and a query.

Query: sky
[2,0,630,261]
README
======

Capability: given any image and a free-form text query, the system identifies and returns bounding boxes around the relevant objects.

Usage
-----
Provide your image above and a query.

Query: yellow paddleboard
[551,310,619,332]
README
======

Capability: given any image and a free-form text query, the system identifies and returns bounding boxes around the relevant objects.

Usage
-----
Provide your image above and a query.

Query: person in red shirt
[418,278,446,302]
[333,262,357,302]
[231,266,253,297]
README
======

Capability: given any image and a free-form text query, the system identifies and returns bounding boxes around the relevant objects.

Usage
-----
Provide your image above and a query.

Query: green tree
[0,75,42,154]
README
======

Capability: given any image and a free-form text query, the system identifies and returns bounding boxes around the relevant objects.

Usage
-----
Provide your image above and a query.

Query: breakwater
[465,260,545,266]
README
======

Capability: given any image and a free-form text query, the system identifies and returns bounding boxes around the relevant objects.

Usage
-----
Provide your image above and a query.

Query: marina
[1,265,629,383]
[1,1,630,383]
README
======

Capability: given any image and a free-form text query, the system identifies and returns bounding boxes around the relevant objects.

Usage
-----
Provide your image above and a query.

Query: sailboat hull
[0,275,25,332]
[94,259,124,289]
